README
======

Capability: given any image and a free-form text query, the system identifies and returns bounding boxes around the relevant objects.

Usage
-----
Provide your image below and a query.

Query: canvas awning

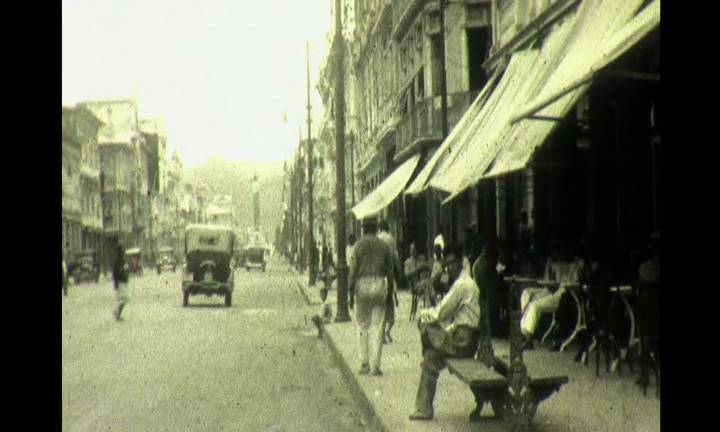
[512,0,660,124]
[437,0,660,204]
[404,66,502,196]
[352,154,421,219]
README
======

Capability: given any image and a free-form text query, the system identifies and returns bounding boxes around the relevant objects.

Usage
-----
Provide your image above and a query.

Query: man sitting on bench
[409,243,481,421]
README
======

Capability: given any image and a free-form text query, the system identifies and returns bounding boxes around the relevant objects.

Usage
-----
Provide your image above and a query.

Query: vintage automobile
[70,251,100,284]
[156,246,177,274]
[182,224,235,307]
[125,248,144,275]
[245,245,266,272]
[233,247,246,270]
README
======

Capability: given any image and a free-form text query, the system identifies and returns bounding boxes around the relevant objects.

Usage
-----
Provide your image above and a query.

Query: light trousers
[355,276,387,370]
[520,287,565,336]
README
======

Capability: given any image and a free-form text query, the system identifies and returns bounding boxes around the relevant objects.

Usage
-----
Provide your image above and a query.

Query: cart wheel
[225,292,232,307]
[182,292,189,307]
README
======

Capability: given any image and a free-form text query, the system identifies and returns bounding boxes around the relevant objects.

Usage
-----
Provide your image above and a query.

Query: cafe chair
[559,286,587,352]
[582,283,615,376]
[606,286,638,376]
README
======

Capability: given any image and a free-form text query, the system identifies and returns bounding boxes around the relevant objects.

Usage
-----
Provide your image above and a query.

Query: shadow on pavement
[179,303,229,309]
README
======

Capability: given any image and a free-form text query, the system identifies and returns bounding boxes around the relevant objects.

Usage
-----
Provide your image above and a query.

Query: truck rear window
[199,236,219,246]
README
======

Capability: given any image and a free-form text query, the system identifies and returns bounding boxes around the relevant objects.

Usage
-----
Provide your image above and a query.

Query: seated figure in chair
[520,241,585,348]
[409,243,481,421]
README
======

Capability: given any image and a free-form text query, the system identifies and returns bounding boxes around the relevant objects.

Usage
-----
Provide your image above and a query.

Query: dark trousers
[414,323,479,415]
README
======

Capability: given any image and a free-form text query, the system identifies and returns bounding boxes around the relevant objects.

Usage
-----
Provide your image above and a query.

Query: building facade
[400,0,660,276]
[80,100,146,264]
[76,108,104,257]
[62,105,105,263]
[62,108,85,261]
[349,0,492,256]
[482,0,660,269]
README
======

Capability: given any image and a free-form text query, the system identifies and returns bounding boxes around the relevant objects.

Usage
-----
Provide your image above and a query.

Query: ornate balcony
[394,91,479,160]
[392,0,428,41]
[487,0,579,70]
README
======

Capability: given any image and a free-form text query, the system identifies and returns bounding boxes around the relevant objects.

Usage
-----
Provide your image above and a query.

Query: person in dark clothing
[472,242,508,338]
[62,259,69,297]
[112,245,130,321]
[430,243,449,299]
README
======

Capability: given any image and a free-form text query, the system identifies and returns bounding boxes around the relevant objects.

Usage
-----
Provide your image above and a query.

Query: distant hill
[185,158,285,242]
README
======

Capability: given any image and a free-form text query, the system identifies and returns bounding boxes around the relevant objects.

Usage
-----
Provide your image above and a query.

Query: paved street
[62,257,366,432]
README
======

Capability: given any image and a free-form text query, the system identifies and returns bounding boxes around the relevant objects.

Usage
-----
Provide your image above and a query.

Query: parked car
[125,248,144,275]
[233,247,246,270]
[182,224,235,307]
[156,246,177,274]
[245,246,266,272]
[69,251,100,284]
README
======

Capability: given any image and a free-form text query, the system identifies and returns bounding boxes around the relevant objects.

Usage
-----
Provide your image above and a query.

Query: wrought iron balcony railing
[395,91,479,155]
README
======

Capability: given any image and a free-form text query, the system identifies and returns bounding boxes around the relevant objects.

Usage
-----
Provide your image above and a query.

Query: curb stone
[294,277,387,432]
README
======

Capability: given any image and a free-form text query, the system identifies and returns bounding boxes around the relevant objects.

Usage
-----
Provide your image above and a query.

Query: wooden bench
[444,278,570,430]
[447,358,509,416]
[447,356,568,429]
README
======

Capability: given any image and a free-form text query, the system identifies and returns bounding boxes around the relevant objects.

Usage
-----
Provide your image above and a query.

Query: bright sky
[62,0,334,168]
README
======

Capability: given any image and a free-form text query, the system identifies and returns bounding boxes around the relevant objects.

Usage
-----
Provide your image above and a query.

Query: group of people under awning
[336,211,660,422]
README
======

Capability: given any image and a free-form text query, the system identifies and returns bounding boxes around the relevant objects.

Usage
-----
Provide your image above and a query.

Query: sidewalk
[292,273,660,432]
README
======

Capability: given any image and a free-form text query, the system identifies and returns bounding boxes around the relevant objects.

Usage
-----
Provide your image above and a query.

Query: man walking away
[349,218,394,376]
[112,245,130,321]
[62,258,69,297]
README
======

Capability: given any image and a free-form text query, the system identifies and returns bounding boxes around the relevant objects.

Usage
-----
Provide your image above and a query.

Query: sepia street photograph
[62,1,661,431]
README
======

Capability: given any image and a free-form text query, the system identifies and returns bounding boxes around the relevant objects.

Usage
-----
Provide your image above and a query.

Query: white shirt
[346,245,355,268]
[433,234,445,252]
[422,272,480,333]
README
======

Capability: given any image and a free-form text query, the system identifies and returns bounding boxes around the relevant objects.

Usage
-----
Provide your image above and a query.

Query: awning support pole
[527,115,564,122]
[510,76,593,125]
[602,69,660,82]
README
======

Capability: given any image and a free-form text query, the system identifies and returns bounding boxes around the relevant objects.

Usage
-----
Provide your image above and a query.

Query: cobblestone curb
[294,278,387,432]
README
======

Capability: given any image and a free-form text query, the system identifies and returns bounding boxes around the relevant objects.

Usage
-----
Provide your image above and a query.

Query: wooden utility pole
[297,133,305,273]
[306,40,317,286]
[253,173,260,230]
[290,160,297,264]
[439,0,456,243]
[334,0,350,322]
[350,133,356,237]
[99,170,106,275]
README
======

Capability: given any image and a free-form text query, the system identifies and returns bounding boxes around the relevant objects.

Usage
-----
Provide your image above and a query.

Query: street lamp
[306,40,317,287]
